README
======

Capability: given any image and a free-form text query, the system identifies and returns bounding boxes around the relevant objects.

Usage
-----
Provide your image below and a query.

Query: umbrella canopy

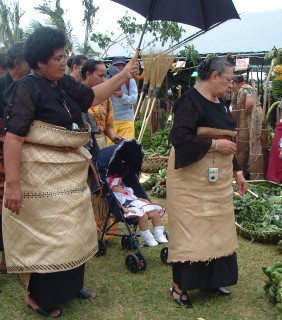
[111,0,240,47]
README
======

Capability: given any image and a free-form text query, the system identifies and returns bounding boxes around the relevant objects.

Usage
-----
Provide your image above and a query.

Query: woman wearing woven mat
[166,57,247,308]
[2,27,139,318]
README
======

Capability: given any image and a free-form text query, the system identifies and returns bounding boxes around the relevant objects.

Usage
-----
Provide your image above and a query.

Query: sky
[17,0,282,56]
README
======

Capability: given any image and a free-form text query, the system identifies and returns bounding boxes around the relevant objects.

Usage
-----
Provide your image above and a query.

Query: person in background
[80,59,122,148]
[67,55,88,82]
[0,42,30,116]
[231,75,254,177]
[110,56,138,142]
[2,27,139,317]
[230,75,245,116]
[0,42,31,274]
[0,53,7,76]
[167,57,247,308]
[68,56,99,157]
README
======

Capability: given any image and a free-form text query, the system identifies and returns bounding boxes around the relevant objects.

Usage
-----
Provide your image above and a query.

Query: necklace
[196,85,219,103]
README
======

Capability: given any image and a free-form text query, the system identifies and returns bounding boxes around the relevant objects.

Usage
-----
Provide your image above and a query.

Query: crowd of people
[0,25,257,317]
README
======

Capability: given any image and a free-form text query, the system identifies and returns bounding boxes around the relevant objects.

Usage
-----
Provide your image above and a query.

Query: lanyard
[212,151,216,167]
[62,98,72,119]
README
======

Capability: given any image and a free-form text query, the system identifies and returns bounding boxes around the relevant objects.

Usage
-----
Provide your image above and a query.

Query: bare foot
[26,295,62,318]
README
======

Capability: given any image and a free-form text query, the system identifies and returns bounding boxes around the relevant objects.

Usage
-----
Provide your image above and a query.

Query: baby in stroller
[107,176,168,247]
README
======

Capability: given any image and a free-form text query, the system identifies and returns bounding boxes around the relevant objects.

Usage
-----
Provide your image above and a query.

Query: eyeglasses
[51,55,67,64]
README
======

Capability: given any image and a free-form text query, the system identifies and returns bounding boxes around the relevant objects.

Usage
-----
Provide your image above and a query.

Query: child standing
[107,176,168,246]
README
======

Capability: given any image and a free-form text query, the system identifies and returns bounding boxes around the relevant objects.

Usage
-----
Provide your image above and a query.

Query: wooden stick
[138,96,153,141]
[247,189,259,198]
[262,58,274,121]
[139,97,156,143]
[134,91,144,120]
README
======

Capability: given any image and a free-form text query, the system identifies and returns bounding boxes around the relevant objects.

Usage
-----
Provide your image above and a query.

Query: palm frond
[0,0,25,48]
[26,19,43,34]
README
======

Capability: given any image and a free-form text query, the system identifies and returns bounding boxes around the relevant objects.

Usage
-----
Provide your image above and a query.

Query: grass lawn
[0,195,280,320]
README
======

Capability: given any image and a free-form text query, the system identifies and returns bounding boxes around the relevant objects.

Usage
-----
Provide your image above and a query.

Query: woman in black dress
[167,57,247,308]
[2,27,139,317]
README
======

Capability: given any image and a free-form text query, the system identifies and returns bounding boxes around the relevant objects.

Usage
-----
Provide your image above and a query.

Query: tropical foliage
[0,0,25,50]
[0,0,187,58]
[26,0,77,56]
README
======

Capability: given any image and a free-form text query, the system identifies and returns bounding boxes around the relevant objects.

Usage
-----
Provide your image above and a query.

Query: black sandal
[170,286,193,308]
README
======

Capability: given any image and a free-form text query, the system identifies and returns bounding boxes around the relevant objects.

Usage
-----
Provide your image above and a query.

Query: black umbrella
[111,0,240,48]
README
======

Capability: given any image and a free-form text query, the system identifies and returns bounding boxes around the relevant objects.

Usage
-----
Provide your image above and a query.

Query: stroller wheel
[125,254,140,273]
[136,253,147,271]
[160,247,168,264]
[121,236,134,250]
[96,239,107,257]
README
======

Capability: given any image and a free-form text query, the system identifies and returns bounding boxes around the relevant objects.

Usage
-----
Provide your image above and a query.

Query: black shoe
[211,287,231,295]
[170,286,193,308]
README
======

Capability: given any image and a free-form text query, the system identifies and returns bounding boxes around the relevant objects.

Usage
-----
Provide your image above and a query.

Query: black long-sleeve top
[3,73,94,136]
[170,87,240,171]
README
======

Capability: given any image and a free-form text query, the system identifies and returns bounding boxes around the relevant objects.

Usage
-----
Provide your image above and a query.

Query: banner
[235,58,249,70]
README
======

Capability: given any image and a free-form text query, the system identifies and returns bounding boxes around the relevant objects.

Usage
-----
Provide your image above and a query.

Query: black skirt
[172,253,238,291]
[28,264,85,309]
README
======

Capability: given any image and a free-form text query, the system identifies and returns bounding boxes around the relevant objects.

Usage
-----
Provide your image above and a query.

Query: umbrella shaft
[137,20,147,49]
[137,0,157,49]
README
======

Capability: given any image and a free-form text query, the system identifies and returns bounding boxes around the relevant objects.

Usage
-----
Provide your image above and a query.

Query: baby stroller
[91,139,166,272]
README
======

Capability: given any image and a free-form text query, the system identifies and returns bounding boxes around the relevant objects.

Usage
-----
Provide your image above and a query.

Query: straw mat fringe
[3,121,98,273]
[167,127,238,263]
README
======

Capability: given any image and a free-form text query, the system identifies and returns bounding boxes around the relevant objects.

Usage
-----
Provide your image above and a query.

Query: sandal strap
[179,291,188,299]
[171,285,187,296]
[171,285,189,300]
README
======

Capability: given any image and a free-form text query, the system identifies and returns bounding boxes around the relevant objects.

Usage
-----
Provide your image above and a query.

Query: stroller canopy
[93,139,144,190]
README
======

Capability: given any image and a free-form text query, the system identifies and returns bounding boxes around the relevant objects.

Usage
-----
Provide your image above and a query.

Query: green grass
[0,195,281,320]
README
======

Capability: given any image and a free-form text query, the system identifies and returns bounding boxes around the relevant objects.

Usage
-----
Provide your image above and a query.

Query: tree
[0,0,25,50]
[26,0,77,56]
[179,44,200,66]
[80,0,99,56]
[90,13,186,57]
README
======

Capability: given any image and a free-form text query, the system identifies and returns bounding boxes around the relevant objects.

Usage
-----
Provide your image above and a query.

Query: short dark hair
[24,27,66,69]
[0,52,6,69]
[6,42,25,68]
[67,55,88,70]
[232,74,244,84]
[80,59,105,80]
[197,57,233,80]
